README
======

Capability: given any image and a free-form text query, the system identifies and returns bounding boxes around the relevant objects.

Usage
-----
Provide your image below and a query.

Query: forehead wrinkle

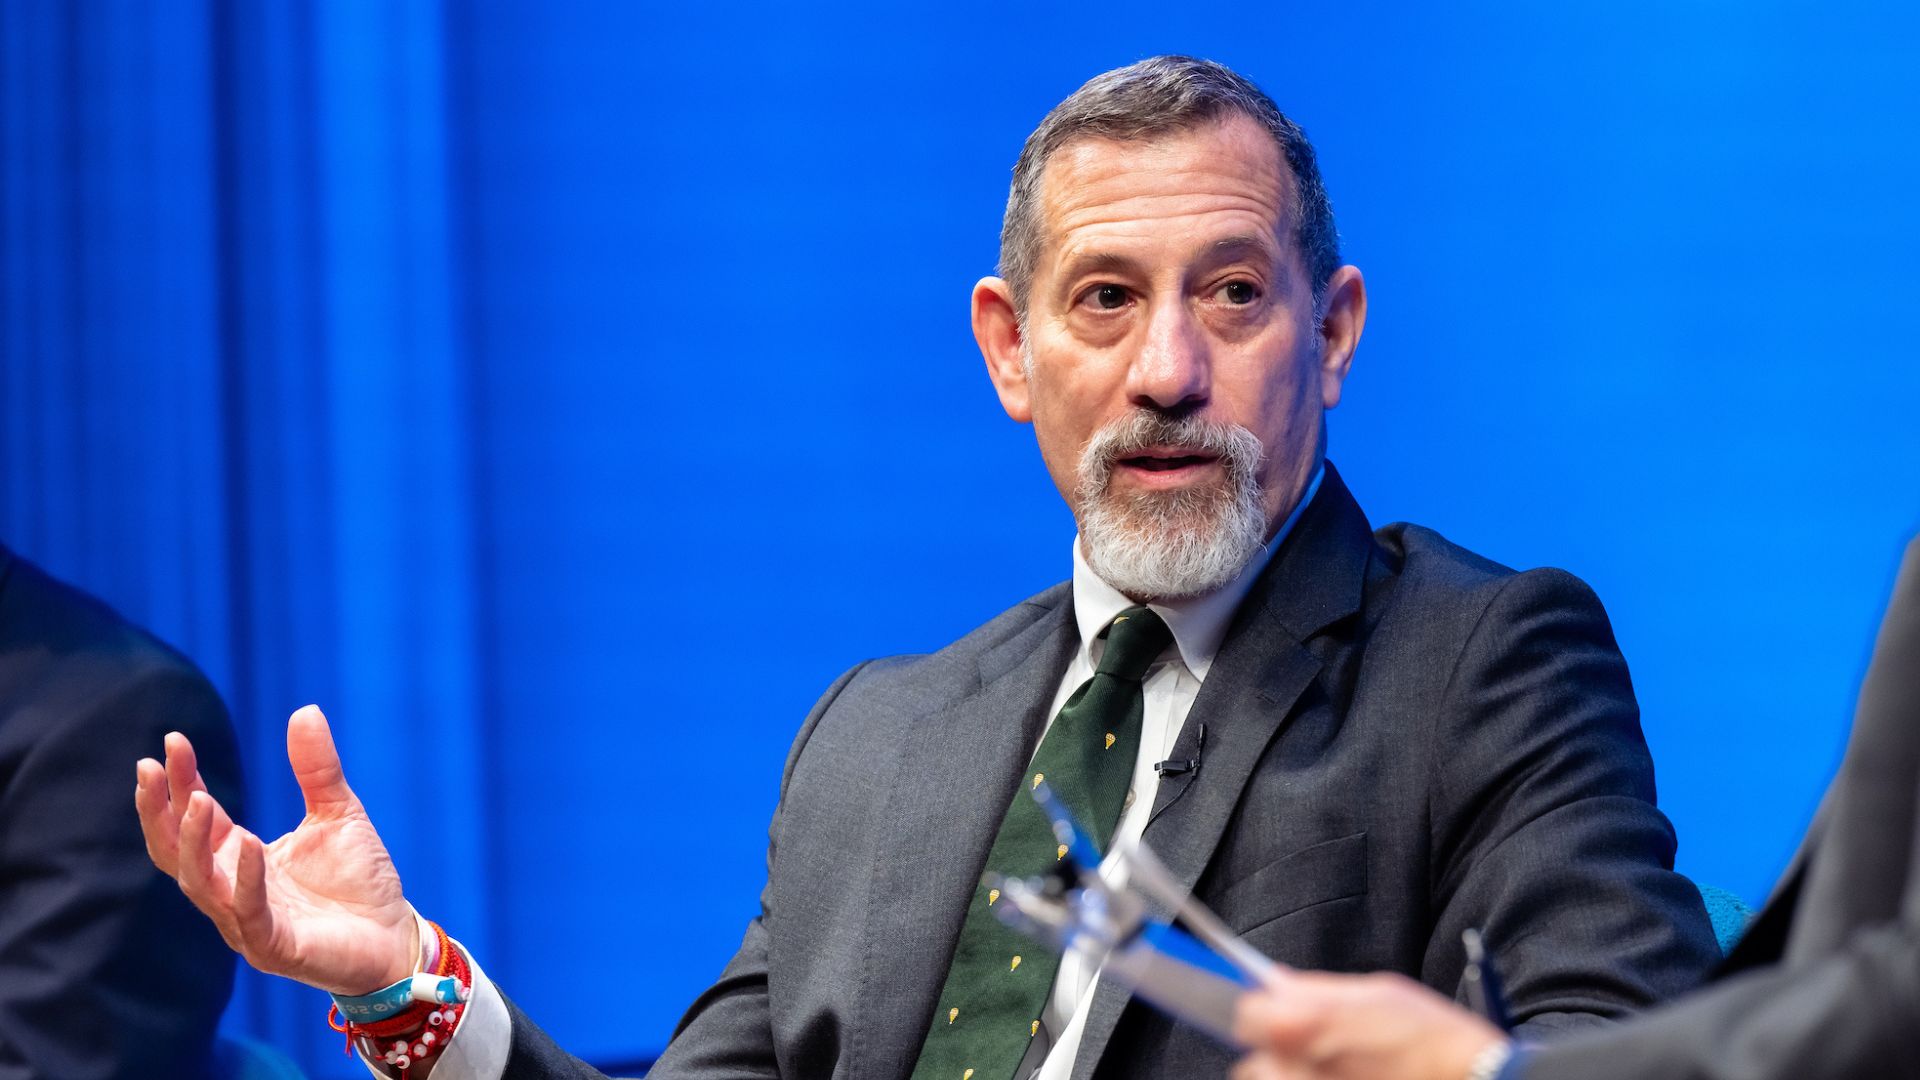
[1048,161,1285,213]
[1032,120,1300,296]
[1040,123,1290,213]
[1042,183,1292,268]
[1048,217,1290,286]
[1052,195,1283,236]
[1037,120,1299,249]
[1046,203,1288,273]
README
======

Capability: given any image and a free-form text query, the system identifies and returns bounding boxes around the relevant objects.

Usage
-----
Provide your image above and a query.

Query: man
[135,57,1719,1078]
[1230,535,1920,1080]
[0,543,243,1078]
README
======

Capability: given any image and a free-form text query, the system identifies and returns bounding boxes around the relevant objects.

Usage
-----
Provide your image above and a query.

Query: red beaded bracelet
[328,921,470,1073]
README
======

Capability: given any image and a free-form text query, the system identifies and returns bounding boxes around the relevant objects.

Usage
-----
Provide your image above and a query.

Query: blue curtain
[2,3,491,1071]
[6,2,1919,1077]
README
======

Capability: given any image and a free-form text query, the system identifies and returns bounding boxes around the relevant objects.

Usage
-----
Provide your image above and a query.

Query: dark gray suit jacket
[504,466,1719,1078]
[1523,536,1920,1080]
[0,545,243,1079]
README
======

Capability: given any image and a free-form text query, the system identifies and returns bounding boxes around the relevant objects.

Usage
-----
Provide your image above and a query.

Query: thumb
[1234,986,1316,1055]
[287,705,357,815]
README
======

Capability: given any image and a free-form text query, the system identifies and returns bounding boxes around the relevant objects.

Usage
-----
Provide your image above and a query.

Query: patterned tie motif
[910,606,1173,1080]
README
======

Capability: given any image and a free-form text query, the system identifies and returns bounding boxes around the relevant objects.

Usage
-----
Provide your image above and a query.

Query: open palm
[136,705,418,995]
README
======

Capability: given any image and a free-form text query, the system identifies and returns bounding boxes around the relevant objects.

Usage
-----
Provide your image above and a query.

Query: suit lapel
[857,594,1077,1080]
[1072,466,1375,1078]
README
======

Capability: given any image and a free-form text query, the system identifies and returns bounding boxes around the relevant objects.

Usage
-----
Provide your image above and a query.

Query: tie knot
[1096,606,1173,681]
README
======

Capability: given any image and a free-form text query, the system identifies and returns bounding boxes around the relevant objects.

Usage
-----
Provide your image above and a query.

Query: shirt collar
[1070,464,1325,680]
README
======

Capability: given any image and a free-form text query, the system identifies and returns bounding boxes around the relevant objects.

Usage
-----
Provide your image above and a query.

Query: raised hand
[135,704,418,995]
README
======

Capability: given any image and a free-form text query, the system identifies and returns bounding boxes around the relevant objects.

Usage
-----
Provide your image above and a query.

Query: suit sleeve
[1516,537,1920,1078]
[1424,568,1721,1037]
[497,662,869,1079]
[1517,905,1920,1079]
[0,661,243,1080]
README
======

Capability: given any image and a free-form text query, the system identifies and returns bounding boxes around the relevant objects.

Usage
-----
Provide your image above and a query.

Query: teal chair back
[1695,882,1756,955]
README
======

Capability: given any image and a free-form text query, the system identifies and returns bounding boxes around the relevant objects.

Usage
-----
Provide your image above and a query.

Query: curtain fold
[3,3,490,1073]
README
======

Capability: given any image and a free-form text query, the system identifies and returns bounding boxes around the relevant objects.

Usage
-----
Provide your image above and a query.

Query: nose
[1126,297,1210,414]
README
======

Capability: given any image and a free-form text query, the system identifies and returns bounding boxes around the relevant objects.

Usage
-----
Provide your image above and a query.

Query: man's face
[975,114,1365,599]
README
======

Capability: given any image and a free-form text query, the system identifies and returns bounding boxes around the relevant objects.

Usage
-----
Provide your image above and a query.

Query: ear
[973,276,1032,423]
[1316,265,1367,410]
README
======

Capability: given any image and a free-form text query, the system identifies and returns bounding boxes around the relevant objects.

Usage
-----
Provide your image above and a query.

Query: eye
[1086,283,1129,310]
[1217,280,1260,305]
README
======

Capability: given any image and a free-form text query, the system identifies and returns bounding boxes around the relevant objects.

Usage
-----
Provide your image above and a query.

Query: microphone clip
[1154,723,1206,779]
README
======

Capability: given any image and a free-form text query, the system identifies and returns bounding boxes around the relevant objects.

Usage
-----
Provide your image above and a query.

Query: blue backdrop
[3,3,1917,1075]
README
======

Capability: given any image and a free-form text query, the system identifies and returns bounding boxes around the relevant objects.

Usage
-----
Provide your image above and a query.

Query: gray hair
[998,55,1340,319]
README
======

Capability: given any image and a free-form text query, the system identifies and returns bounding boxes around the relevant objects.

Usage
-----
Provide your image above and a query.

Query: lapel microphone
[1154,722,1205,778]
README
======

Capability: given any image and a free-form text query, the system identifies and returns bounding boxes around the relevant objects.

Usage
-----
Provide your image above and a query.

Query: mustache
[1075,412,1265,493]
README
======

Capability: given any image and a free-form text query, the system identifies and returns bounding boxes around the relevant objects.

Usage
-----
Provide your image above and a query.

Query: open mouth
[1116,443,1221,470]
[1110,447,1225,487]
[1120,453,1217,472]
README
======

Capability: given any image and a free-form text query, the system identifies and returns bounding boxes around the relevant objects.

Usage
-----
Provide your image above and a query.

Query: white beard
[1074,411,1268,601]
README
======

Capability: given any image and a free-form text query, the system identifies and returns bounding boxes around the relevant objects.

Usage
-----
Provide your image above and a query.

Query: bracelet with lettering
[331,972,467,1022]
[327,920,471,1074]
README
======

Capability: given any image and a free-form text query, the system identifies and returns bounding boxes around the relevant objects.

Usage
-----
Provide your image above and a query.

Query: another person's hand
[135,704,417,995]
[1232,970,1508,1080]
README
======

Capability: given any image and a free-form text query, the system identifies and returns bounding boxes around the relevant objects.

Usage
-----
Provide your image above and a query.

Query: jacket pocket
[1205,831,1368,933]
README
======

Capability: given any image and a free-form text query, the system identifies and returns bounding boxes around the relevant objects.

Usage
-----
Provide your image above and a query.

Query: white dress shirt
[392,468,1324,1080]
[1023,465,1321,1080]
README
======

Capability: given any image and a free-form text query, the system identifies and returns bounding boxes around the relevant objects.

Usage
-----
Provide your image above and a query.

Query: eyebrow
[1053,249,1144,283]
[1209,233,1293,295]
[1209,233,1278,260]
[1051,232,1295,294]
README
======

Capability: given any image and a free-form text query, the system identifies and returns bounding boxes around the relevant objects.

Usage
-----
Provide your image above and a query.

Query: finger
[162,731,207,810]
[177,791,239,942]
[135,758,180,874]
[164,730,240,846]
[1256,960,1297,993]
[287,705,356,815]
[231,830,278,967]
[1230,1052,1293,1080]
[1234,990,1317,1054]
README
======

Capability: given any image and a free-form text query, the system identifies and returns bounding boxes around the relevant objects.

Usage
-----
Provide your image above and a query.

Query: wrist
[369,908,431,990]
[413,908,440,973]
[330,920,471,1074]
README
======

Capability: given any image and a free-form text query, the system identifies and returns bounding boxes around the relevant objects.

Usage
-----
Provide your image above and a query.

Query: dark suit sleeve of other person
[1419,561,1718,1038]
[0,549,245,1080]
[497,662,872,1079]
[1514,538,1920,1080]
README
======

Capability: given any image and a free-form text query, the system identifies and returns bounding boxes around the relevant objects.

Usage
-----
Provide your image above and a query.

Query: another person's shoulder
[0,544,231,748]
[1,545,206,675]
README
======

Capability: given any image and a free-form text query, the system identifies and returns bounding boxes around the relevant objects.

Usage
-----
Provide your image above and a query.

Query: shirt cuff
[358,937,511,1080]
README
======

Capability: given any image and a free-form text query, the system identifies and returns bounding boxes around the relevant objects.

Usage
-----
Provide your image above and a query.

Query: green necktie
[910,605,1173,1080]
